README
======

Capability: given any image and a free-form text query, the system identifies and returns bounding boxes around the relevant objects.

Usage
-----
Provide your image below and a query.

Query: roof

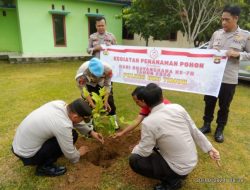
[95,0,131,5]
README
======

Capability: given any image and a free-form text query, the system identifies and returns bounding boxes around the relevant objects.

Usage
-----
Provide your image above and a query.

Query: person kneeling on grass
[12,98,104,177]
[113,86,170,138]
[129,83,220,190]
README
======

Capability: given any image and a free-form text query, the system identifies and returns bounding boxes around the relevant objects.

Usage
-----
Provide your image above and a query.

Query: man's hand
[94,45,103,52]
[90,103,96,109]
[209,147,220,160]
[208,147,221,167]
[78,146,90,156]
[226,49,240,58]
[213,47,221,52]
[85,95,96,109]
[113,131,124,139]
[104,101,111,113]
[90,131,104,144]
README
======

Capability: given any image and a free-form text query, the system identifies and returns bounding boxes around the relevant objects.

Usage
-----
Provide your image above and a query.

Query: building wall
[0,8,21,52]
[16,0,123,56]
[123,31,192,48]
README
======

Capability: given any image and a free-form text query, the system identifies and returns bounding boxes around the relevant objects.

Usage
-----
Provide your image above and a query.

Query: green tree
[194,0,250,46]
[122,0,250,47]
[235,0,250,30]
[195,20,221,47]
[164,0,225,47]
[122,0,224,47]
[122,0,181,46]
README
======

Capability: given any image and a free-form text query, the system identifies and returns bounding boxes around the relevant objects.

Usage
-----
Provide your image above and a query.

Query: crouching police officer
[75,57,119,130]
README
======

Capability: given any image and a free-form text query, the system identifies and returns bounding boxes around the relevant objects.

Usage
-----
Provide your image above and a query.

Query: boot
[113,115,119,130]
[214,125,224,143]
[36,164,66,176]
[199,122,211,134]
[154,180,182,190]
[109,115,119,130]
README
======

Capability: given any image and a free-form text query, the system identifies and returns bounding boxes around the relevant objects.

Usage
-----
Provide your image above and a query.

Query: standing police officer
[86,17,118,129]
[87,17,117,58]
[200,5,250,143]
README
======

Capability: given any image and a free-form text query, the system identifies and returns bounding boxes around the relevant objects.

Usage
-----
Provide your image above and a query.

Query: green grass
[0,61,249,190]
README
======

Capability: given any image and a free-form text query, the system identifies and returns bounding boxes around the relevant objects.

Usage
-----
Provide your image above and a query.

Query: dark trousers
[12,129,78,167]
[86,84,116,115]
[203,83,236,126]
[129,153,187,186]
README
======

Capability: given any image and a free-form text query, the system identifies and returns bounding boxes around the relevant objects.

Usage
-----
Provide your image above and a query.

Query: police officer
[200,5,250,143]
[75,57,119,129]
[87,16,117,58]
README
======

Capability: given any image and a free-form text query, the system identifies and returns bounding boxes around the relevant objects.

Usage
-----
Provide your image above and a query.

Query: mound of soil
[56,130,156,190]
[79,130,140,168]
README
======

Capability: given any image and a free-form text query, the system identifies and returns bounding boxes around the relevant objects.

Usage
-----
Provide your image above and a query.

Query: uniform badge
[103,49,109,55]
[213,55,221,64]
[234,35,243,41]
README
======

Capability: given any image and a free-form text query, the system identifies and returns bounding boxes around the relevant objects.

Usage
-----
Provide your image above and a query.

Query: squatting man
[12,99,104,176]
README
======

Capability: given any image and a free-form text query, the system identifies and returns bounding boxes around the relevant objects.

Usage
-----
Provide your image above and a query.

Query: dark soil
[55,130,157,190]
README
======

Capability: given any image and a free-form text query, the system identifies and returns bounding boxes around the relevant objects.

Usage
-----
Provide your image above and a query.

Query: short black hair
[223,5,241,16]
[143,83,163,108]
[131,86,145,100]
[68,98,92,117]
[96,16,106,23]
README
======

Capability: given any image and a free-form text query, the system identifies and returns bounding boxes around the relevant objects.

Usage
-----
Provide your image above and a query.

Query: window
[122,20,134,40]
[154,32,177,41]
[3,11,6,16]
[168,32,177,41]
[52,14,66,46]
[88,17,97,36]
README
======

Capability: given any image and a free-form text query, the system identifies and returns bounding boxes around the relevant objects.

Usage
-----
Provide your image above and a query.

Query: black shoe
[199,122,211,134]
[154,180,182,190]
[214,125,224,143]
[36,164,66,177]
[154,183,168,190]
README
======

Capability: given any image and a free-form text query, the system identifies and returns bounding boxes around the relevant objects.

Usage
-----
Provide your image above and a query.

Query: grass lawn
[0,61,249,190]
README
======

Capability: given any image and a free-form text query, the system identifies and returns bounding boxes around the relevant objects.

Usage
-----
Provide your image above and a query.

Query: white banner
[100,45,228,97]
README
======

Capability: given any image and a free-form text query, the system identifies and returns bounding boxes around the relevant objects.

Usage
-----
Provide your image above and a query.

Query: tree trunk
[185,33,194,47]
[146,38,149,47]
[187,39,194,48]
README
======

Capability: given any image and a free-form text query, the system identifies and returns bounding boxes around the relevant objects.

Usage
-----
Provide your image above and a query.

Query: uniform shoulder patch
[90,32,98,38]
[78,77,86,85]
[105,70,113,78]
[214,29,223,35]
[217,29,224,33]
[247,32,250,40]
[240,28,250,33]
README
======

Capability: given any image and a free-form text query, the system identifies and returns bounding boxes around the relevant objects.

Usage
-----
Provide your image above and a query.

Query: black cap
[71,98,92,117]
